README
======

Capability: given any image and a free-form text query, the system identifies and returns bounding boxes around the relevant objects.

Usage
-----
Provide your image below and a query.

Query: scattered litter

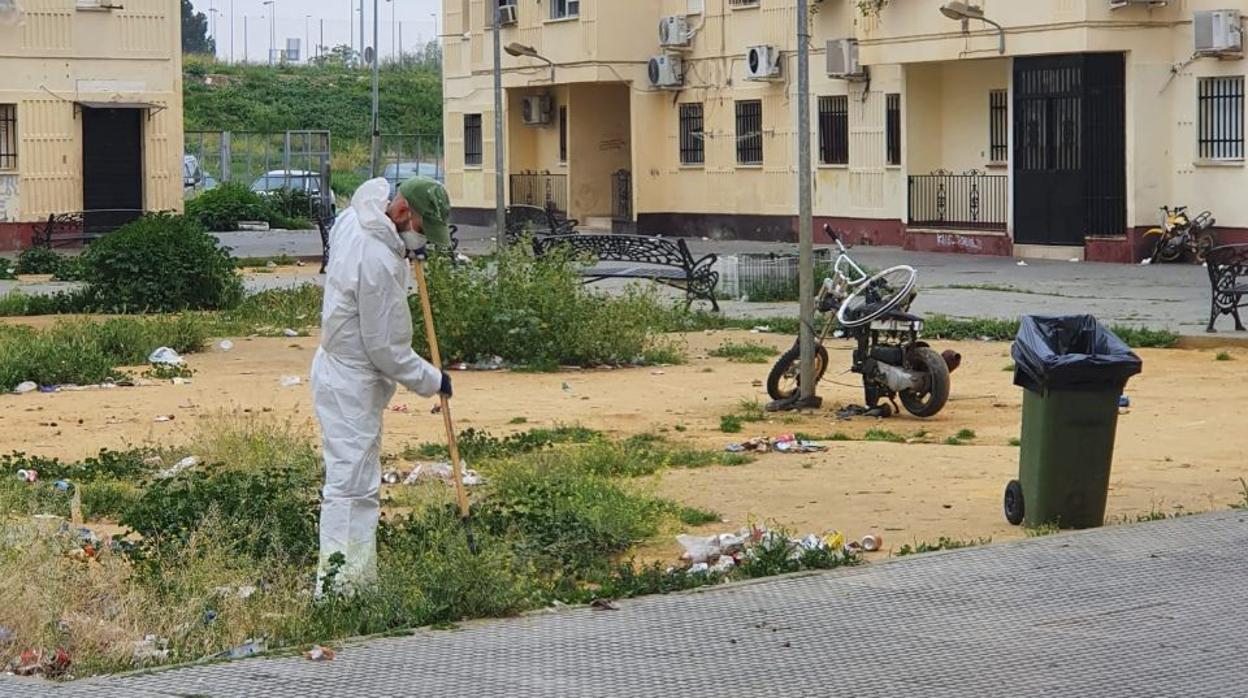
[724,436,771,454]
[651,370,665,376]
[203,610,218,624]
[1068,258,1080,263]
[210,585,257,600]
[589,599,619,611]
[218,340,234,352]
[750,325,772,334]
[8,647,71,677]
[773,434,827,454]
[148,347,183,365]
[1016,260,1028,267]
[38,385,57,393]
[15,469,37,483]
[402,462,484,487]
[237,221,270,231]
[266,261,278,269]
[471,355,505,371]
[382,470,402,485]
[131,635,170,663]
[835,404,892,420]
[304,645,336,661]
[53,480,71,492]
[687,562,709,574]
[677,531,749,564]
[13,381,37,395]
[0,627,13,643]
[215,639,266,660]
[391,404,409,413]
[153,415,175,423]
[283,328,299,337]
[157,456,199,479]
[279,375,302,387]
[171,376,191,386]
[1119,395,1131,409]
[861,534,883,552]
[142,455,164,467]
[1140,258,1152,266]
[450,362,469,371]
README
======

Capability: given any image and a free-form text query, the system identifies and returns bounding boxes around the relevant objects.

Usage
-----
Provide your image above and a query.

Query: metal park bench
[1206,244,1248,332]
[33,210,148,248]
[504,204,578,246]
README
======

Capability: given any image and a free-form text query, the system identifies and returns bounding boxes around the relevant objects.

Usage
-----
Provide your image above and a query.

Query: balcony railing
[908,170,1007,232]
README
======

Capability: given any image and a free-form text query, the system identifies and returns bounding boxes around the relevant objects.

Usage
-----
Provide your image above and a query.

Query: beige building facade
[443,0,1246,261]
[0,0,183,251]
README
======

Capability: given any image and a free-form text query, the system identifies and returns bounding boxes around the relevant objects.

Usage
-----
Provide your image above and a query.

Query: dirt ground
[2,324,1246,557]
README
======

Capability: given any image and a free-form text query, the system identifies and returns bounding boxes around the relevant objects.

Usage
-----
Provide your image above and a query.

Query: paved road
[6,511,1246,697]
[2,227,1219,334]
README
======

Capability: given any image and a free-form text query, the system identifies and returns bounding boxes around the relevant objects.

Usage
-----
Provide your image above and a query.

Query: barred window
[464,114,483,166]
[735,100,763,165]
[989,89,1008,163]
[886,93,901,166]
[558,105,568,163]
[0,104,14,171]
[818,95,848,165]
[1199,76,1244,161]
[550,0,578,19]
[679,103,704,165]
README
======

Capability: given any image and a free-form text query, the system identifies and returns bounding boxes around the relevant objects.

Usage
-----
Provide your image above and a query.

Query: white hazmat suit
[311,178,443,593]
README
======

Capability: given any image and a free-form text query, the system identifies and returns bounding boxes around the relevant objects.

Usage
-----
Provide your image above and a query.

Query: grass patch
[1024,523,1060,537]
[677,506,722,527]
[508,417,528,425]
[719,415,743,434]
[1216,351,1233,361]
[895,537,990,556]
[919,315,1179,348]
[234,255,299,268]
[956,429,976,440]
[1008,437,1022,447]
[864,428,906,444]
[708,341,779,364]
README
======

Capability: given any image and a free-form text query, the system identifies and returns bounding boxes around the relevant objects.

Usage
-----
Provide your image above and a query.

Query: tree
[182,0,216,55]
[313,44,359,68]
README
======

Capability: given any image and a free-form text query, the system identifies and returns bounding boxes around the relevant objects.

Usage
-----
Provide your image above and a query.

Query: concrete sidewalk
[2,227,1221,335]
[6,511,1246,697]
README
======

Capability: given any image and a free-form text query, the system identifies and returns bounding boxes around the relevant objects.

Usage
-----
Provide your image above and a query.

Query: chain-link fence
[184,130,334,222]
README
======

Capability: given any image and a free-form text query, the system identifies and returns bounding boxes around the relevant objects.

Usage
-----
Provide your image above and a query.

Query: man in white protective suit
[311,176,454,595]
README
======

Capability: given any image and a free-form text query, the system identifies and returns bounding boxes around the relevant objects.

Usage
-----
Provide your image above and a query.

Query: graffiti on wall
[0,175,17,223]
[935,232,983,253]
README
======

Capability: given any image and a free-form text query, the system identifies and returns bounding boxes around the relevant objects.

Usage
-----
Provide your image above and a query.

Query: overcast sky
[189,0,442,63]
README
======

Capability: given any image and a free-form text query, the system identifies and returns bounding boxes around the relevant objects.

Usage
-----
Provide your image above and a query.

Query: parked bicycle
[766,225,958,418]
[1146,205,1216,264]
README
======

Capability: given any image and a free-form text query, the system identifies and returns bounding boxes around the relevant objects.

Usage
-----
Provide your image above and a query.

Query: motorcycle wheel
[899,347,950,418]
[1153,234,1184,264]
[766,343,829,401]
[1195,233,1216,264]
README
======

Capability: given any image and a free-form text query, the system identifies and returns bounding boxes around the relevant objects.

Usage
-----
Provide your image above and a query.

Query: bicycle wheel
[836,265,918,328]
[766,343,829,401]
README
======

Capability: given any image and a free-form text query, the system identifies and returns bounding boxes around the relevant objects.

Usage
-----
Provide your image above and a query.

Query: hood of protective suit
[345,178,405,259]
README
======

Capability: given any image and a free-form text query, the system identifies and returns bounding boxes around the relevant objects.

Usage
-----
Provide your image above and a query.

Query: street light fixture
[262,0,275,66]
[504,42,555,82]
[939,2,1004,54]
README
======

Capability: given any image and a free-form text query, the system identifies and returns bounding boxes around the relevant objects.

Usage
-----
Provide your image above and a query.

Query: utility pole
[305,15,310,63]
[244,15,248,63]
[319,18,324,61]
[390,0,396,63]
[349,0,354,62]
[399,22,403,61]
[492,2,505,246]
[359,0,365,69]
[229,0,234,63]
[370,0,381,176]
[796,0,817,408]
[262,1,275,66]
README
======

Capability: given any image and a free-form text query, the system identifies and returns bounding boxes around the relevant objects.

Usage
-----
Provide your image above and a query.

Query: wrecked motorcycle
[766,225,958,418]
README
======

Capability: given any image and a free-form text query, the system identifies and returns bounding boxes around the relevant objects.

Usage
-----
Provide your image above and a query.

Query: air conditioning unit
[1108,0,1168,8]
[498,4,518,26]
[522,95,553,125]
[1195,10,1243,56]
[745,45,781,80]
[659,16,690,47]
[826,38,866,80]
[648,54,683,88]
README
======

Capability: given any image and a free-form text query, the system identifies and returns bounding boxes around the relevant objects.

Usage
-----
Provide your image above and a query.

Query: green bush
[14,247,72,276]
[184,182,274,231]
[79,213,243,312]
[413,246,681,368]
[0,289,92,316]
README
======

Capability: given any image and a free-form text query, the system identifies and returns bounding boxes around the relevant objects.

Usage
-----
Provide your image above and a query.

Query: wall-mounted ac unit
[1195,9,1243,56]
[648,54,683,88]
[1108,0,1168,9]
[745,45,781,80]
[498,4,518,26]
[826,38,865,79]
[522,95,553,125]
[659,16,690,47]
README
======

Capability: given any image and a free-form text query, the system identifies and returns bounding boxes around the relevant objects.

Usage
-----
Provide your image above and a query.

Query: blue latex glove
[439,371,453,398]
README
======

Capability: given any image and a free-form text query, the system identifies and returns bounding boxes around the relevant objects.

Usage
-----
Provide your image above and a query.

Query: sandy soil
[2,325,1245,557]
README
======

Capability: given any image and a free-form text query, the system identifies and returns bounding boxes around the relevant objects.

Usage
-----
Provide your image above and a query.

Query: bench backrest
[1207,244,1248,282]
[536,234,693,268]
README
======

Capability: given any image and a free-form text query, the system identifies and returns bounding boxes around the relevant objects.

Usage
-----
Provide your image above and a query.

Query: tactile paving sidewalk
[6,510,1247,697]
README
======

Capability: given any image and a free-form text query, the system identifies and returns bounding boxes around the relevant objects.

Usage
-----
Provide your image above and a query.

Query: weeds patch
[864,428,906,444]
[709,341,779,364]
[895,537,990,556]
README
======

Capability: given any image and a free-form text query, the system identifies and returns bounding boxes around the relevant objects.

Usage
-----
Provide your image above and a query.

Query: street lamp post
[262,1,275,66]
[370,0,381,176]
[492,3,505,246]
[229,0,234,63]
[796,0,819,409]
[305,15,310,63]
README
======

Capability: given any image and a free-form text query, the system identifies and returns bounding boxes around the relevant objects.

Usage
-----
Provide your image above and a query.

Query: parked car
[251,169,335,222]
[182,155,217,197]
[383,162,445,197]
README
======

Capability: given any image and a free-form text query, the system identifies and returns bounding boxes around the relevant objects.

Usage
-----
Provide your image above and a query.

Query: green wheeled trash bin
[1004,315,1143,529]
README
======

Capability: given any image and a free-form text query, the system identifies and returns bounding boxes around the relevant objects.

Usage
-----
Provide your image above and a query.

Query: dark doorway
[1013,53,1125,246]
[81,107,144,233]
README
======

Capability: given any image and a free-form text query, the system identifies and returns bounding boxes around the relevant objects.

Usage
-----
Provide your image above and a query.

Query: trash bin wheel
[1004,479,1025,526]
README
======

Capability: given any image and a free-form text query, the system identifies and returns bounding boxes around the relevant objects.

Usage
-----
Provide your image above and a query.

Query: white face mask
[401,231,428,252]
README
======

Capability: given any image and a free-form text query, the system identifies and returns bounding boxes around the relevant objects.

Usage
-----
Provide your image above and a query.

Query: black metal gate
[611,169,631,222]
[1013,53,1125,246]
[82,107,144,233]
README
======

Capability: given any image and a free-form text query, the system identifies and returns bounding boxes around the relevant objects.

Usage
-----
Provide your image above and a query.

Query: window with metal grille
[886,93,901,166]
[989,89,1008,163]
[727,0,759,7]
[0,104,14,171]
[464,114,483,166]
[1199,76,1244,161]
[817,95,848,165]
[735,100,763,165]
[558,105,568,163]
[679,103,704,165]
[550,0,579,19]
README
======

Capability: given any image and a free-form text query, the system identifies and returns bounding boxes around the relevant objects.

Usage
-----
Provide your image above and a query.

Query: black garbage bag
[1011,315,1142,392]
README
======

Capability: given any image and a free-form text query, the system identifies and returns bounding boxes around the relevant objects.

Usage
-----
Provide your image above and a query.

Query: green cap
[398,176,452,248]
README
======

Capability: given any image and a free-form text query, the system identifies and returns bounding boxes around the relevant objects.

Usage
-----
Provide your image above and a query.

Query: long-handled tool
[410,254,477,553]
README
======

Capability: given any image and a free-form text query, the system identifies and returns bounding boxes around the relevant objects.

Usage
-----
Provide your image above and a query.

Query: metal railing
[377,132,445,183]
[908,170,1008,232]
[612,170,632,222]
[509,172,568,215]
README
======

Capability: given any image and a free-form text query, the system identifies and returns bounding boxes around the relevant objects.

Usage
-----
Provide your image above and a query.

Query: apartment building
[0,0,183,250]
[442,0,1245,261]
